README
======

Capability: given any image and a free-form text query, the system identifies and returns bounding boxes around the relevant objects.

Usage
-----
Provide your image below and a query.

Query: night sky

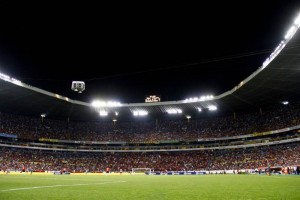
[0,1,299,103]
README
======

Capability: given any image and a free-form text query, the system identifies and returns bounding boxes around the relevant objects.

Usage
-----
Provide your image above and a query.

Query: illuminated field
[0,174,299,200]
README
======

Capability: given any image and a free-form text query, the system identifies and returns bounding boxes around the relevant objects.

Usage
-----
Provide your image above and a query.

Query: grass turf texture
[0,174,299,200]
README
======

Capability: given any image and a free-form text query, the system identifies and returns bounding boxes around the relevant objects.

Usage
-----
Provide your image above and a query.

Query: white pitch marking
[259,175,300,179]
[0,180,126,192]
[20,177,103,182]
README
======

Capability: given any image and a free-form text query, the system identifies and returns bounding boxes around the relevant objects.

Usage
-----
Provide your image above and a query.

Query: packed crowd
[0,103,299,142]
[0,143,299,172]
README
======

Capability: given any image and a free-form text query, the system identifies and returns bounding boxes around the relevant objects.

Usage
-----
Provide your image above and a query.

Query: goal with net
[131,168,152,175]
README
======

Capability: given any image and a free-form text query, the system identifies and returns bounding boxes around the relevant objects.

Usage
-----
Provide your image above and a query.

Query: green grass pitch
[0,174,299,200]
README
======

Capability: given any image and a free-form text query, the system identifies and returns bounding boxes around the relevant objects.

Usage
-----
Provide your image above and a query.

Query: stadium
[1,4,300,200]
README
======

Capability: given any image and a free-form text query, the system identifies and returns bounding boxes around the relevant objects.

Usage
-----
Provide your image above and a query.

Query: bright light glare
[91,100,121,108]
[208,105,217,111]
[166,109,182,114]
[11,78,22,86]
[294,13,300,26]
[184,95,214,103]
[107,101,121,107]
[0,72,10,80]
[133,110,148,116]
[92,100,105,107]
[285,26,297,39]
[99,110,108,116]
[199,95,214,101]
[282,101,289,105]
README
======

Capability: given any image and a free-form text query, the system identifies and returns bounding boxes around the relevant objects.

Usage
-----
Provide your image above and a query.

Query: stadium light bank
[261,12,300,70]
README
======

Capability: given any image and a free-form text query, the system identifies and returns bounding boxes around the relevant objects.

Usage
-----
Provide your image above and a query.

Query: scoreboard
[145,95,161,102]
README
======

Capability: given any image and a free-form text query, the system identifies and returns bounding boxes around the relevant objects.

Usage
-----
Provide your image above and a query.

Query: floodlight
[91,100,121,108]
[208,105,217,111]
[40,114,46,122]
[107,101,121,107]
[0,72,10,80]
[166,109,182,114]
[294,13,300,26]
[133,110,148,116]
[92,100,106,107]
[99,110,108,116]
[285,26,296,39]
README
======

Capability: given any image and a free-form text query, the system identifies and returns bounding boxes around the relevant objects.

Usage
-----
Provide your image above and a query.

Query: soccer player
[21,164,26,173]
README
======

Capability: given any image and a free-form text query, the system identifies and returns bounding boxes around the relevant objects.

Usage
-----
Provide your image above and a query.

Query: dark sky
[0,1,299,103]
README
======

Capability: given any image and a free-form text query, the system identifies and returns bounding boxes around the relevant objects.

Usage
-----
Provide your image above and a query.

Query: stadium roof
[1,14,300,121]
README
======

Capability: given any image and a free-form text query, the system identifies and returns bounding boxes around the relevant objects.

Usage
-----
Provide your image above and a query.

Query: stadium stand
[1,12,300,174]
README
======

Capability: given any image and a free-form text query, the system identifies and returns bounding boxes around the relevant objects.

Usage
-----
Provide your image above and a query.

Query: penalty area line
[0,180,127,192]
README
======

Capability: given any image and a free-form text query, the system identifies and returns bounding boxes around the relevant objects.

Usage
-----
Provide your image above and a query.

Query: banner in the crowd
[39,138,59,142]
[39,138,126,145]
[0,133,17,138]
[159,140,179,144]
